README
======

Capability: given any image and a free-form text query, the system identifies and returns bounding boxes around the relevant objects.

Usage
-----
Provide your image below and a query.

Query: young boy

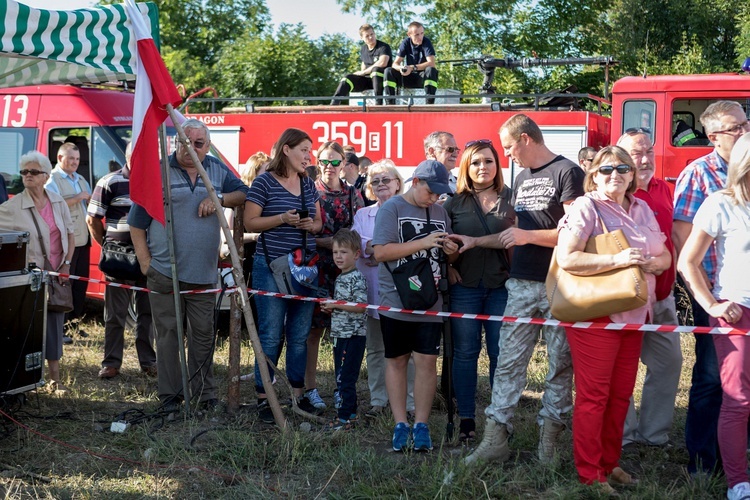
[322,229,368,430]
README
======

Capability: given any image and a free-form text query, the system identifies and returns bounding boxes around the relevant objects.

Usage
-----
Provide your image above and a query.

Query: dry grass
[0,300,728,499]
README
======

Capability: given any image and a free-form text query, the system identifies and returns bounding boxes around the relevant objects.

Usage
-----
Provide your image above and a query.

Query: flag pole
[158,123,192,414]
[165,104,288,431]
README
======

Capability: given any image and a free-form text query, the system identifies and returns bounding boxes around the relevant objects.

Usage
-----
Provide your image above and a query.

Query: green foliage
[216,24,355,105]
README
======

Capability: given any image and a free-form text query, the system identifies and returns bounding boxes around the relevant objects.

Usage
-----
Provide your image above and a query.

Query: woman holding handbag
[245,129,323,422]
[442,140,515,442]
[554,146,670,494]
[0,151,75,392]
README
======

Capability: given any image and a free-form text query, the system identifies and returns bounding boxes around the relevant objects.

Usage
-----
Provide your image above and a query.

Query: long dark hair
[266,128,312,178]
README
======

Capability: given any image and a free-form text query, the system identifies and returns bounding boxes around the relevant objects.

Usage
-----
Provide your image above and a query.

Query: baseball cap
[412,160,451,195]
[345,152,359,166]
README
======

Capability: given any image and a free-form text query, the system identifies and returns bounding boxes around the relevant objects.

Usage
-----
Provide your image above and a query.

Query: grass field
[0,300,729,499]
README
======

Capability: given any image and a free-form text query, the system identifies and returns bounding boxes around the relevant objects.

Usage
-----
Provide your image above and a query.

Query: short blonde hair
[364,159,403,201]
[241,151,269,186]
[584,146,637,194]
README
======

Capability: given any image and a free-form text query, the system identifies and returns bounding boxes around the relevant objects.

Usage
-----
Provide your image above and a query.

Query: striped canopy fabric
[0,0,159,88]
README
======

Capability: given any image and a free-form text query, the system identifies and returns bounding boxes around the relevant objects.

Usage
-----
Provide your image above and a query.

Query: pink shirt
[39,200,63,269]
[558,191,667,324]
[351,203,380,318]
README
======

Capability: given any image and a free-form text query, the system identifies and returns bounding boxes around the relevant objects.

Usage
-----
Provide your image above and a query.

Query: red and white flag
[124,0,182,225]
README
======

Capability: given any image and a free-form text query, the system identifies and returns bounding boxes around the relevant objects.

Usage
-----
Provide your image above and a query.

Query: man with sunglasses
[577,147,596,170]
[673,100,750,476]
[465,114,584,466]
[616,131,682,450]
[45,142,92,338]
[129,119,250,412]
[424,131,459,192]
[331,24,392,106]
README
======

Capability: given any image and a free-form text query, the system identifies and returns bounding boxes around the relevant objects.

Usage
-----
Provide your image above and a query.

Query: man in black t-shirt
[383,21,439,104]
[463,114,585,466]
[331,24,392,106]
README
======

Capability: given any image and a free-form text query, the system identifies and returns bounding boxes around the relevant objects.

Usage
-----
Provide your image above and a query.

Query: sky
[18,0,365,41]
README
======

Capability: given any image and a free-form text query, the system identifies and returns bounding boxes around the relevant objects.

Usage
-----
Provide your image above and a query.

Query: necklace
[473,185,494,194]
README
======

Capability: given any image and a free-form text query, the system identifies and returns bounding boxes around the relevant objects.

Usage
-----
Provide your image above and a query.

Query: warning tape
[48,271,750,335]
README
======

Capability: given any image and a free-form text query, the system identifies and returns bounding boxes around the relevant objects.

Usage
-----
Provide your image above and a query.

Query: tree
[216,24,356,105]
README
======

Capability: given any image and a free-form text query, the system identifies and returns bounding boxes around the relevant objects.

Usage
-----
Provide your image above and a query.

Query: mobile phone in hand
[297,209,309,219]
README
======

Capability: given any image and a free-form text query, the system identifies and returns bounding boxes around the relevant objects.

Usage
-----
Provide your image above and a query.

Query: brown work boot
[464,419,510,465]
[537,417,565,463]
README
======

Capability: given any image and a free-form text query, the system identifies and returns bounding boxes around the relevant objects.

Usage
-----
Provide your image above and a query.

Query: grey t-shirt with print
[372,195,452,323]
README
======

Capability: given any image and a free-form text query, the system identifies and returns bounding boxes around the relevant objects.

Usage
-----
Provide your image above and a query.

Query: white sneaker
[304,388,327,409]
[728,482,750,500]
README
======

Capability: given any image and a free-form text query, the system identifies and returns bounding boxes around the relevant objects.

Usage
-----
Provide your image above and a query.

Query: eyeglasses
[598,164,632,175]
[19,169,45,176]
[370,177,394,186]
[319,159,343,167]
[583,157,595,163]
[625,127,651,135]
[437,146,460,154]
[465,139,492,148]
[713,121,750,136]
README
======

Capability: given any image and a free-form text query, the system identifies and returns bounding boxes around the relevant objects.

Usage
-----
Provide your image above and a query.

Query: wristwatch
[413,65,418,72]
[63,260,71,266]
[217,193,224,206]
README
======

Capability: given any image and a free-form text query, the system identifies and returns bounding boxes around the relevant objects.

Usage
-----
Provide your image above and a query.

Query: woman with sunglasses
[351,159,414,418]
[442,139,515,442]
[0,151,75,392]
[304,141,365,410]
[554,146,670,494]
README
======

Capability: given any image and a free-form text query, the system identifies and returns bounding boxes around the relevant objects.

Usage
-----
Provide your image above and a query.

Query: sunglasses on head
[598,164,632,175]
[20,169,45,176]
[319,159,342,167]
[625,127,651,135]
[370,177,394,186]
[465,139,492,148]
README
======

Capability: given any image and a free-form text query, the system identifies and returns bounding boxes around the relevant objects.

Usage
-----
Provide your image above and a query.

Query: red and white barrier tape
[48,271,750,335]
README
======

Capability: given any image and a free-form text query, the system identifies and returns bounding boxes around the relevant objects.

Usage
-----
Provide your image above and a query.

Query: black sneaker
[257,399,275,424]
[198,398,221,413]
[296,395,322,415]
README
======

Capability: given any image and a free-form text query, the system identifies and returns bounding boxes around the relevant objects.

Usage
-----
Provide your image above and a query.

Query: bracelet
[279,213,284,225]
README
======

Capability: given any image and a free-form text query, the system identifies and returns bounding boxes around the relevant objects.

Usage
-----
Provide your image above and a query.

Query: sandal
[458,418,476,442]
[326,418,354,432]
[608,467,638,486]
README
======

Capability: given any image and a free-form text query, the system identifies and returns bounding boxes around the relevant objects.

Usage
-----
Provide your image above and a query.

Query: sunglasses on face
[625,127,651,135]
[370,177,394,186]
[583,157,595,163]
[714,121,750,136]
[438,146,460,154]
[319,159,342,167]
[20,169,45,176]
[598,164,632,175]
[465,139,492,148]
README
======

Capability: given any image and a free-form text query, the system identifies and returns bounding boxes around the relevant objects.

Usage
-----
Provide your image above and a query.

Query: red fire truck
[188,72,750,192]
[2,71,749,300]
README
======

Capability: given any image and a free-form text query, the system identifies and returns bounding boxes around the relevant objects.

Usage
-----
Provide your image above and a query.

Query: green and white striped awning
[0,0,159,88]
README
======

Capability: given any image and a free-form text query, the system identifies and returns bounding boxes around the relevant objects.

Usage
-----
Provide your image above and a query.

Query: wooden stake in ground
[165,104,287,431]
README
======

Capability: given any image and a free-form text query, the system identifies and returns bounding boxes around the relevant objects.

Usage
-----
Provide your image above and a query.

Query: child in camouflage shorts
[322,229,368,430]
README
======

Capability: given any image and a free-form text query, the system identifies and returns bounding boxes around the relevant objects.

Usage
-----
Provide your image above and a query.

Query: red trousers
[567,325,643,484]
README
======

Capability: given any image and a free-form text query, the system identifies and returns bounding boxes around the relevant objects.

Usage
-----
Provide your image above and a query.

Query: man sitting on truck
[45,142,92,335]
[383,22,439,105]
[331,24,392,106]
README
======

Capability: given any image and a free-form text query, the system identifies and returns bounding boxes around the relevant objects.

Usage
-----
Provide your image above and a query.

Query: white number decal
[2,95,29,127]
[310,120,403,159]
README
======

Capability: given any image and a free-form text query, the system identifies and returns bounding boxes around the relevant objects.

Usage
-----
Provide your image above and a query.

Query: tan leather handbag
[546,210,649,323]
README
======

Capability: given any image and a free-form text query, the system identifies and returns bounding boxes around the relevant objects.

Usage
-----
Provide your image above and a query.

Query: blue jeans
[450,282,508,419]
[684,288,722,474]
[334,335,367,420]
[253,257,315,393]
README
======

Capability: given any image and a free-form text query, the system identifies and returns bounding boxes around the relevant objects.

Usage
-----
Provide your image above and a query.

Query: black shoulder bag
[383,208,439,310]
[468,192,511,274]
